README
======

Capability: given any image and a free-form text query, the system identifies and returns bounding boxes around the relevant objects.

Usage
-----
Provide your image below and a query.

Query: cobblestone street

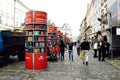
[0,47,120,80]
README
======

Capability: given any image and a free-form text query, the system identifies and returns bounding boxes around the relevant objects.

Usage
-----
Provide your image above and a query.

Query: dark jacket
[104,41,110,50]
[68,42,73,50]
[81,41,90,50]
[60,40,65,51]
[98,41,109,51]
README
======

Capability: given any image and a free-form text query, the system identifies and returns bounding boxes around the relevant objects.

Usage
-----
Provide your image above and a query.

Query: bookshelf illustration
[25,11,48,70]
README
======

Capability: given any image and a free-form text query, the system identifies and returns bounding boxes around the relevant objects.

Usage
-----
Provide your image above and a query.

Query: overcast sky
[20,0,91,37]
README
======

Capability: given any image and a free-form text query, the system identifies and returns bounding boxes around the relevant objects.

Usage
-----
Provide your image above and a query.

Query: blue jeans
[69,50,73,61]
[60,50,64,61]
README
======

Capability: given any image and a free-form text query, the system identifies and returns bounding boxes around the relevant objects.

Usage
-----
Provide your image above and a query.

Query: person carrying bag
[80,38,90,66]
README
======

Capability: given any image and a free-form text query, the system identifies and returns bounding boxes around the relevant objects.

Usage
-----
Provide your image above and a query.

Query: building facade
[58,25,72,41]
[0,0,30,30]
[79,17,87,41]
[79,0,120,57]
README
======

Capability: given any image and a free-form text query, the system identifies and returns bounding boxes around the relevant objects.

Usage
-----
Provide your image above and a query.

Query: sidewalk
[106,57,120,70]
[90,50,120,70]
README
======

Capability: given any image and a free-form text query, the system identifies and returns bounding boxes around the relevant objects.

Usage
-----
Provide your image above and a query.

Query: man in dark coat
[59,40,65,61]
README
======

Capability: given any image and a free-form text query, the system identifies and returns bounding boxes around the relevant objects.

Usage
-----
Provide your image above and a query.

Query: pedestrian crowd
[56,31,110,66]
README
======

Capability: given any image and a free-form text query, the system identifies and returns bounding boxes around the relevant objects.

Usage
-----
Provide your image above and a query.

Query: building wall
[86,1,93,40]
[86,1,93,28]
[101,0,108,29]
[80,0,120,57]
[58,26,72,40]
[79,17,87,40]
[15,0,30,28]
[0,0,14,29]
[79,0,102,39]
[93,0,102,32]
[0,0,30,30]
[107,0,120,26]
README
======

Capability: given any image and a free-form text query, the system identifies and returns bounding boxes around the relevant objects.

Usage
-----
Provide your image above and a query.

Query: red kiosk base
[25,53,48,70]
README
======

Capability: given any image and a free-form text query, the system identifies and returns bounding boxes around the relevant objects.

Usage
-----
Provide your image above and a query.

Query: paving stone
[0,47,120,80]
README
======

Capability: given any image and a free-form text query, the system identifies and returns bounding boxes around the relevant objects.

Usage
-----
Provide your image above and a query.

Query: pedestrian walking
[76,40,81,56]
[97,31,106,61]
[97,41,106,61]
[93,42,98,58]
[59,40,66,61]
[68,41,74,61]
[80,38,90,65]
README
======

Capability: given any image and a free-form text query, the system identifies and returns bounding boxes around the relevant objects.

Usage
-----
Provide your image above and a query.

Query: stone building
[0,0,30,30]
[79,0,120,57]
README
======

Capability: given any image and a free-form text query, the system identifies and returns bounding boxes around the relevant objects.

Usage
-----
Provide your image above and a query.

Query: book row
[25,42,46,48]
[25,25,47,30]
[25,48,46,53]
[26,36,46,42]
[26,31,47,36]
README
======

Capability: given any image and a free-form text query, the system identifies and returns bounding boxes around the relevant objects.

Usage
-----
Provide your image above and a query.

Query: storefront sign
[116,28,120,35]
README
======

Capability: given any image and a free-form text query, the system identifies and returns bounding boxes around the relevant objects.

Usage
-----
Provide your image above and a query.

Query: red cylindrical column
[25,10,48,70]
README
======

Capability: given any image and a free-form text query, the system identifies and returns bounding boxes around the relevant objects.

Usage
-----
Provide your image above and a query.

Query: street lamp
[97,18,102,22]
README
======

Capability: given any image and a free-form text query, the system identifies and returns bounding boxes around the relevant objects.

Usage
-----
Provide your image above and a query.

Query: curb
[105,60,120,71]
